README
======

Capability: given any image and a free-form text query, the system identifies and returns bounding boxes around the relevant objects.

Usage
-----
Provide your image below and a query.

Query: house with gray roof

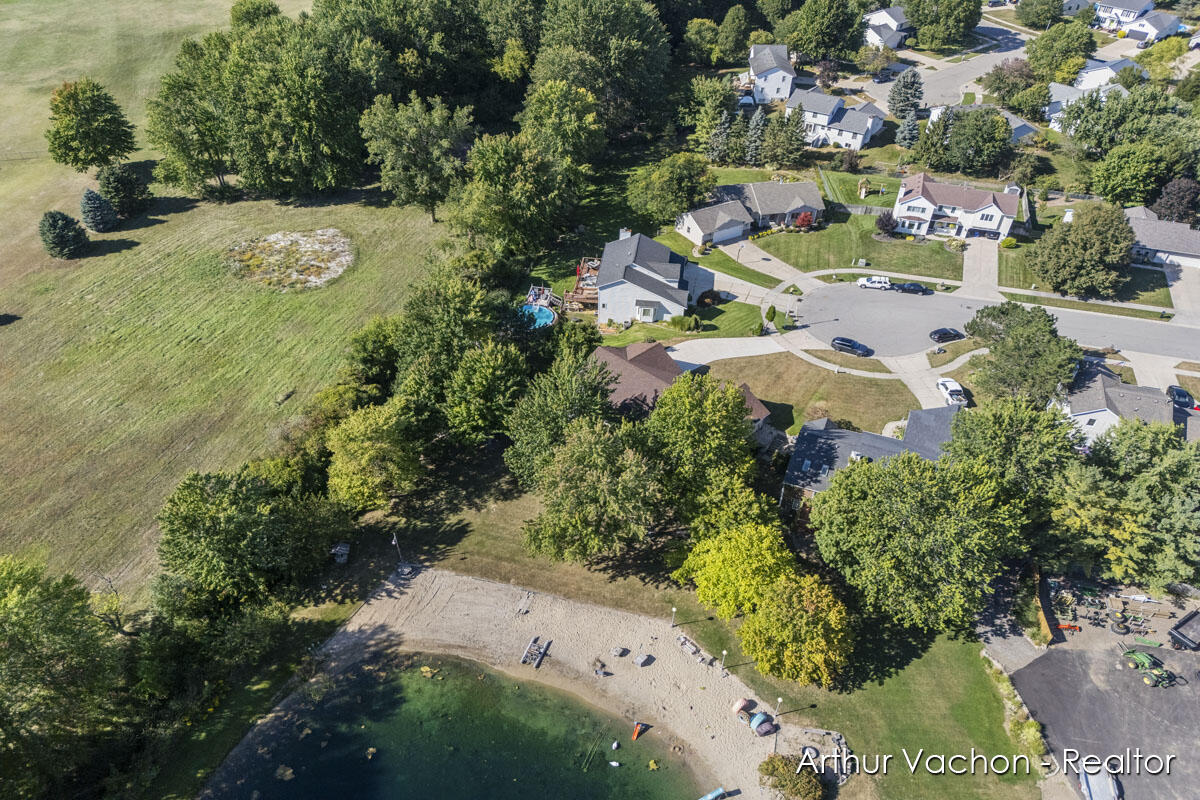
[863,6,911,49]
[780,406,960,502]
[1057,364,1176,445]
[1074,57,1148,91]
[1125,206,1200,268]
[597,231,706,326]
[711,180,826,228]
[1094,0,1154,28]
[1124,9,1182,41]
[928,103,1036,144]
[675,199,754,246]
[743,44,796,104]
[1045,81,1127,131]
[785,88,885,150]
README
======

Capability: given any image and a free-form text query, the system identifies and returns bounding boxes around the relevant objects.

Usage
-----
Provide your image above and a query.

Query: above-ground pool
[520,303,557,328]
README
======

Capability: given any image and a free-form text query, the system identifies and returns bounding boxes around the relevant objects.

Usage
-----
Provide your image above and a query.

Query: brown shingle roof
[898,172,1020,217]
[592,342,683,416]
[739,383,770,425]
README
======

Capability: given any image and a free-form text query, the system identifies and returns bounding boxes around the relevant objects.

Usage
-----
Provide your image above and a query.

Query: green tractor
[1119,645,1174,687]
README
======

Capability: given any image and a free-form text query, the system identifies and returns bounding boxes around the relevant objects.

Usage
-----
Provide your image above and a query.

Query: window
[1086,418,1096,426]
[906,204,923,213]
[981,213,995,222]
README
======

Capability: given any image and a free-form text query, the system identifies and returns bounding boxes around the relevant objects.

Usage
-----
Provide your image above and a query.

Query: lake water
[219,654,703,799]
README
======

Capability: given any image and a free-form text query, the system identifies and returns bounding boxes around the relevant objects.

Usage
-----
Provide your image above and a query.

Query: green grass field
[823,169,901,208]
[1002,292,1174,321]
[756,213,964,280]
[706,352,917,433]
[808,348,893,373]
[600,300,762,346]
[0,0,437,596]
[1000,249,1173,308]
[654,230,780,288]
[928,337,981,368]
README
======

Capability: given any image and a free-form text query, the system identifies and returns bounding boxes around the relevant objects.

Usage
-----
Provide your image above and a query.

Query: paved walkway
[959,238,1005,301]
[716,240,824,292]
[878,353,949,409]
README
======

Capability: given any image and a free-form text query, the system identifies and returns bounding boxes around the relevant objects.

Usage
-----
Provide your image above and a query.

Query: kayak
[632,722,649,741]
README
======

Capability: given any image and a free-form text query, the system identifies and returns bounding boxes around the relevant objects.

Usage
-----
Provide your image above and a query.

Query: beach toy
[609,761,620,767]
[648,760,659,771]
[632,722,649,741]
[612,741,619,750]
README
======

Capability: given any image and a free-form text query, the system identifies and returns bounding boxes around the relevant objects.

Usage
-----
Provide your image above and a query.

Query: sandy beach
[214,566,821,798]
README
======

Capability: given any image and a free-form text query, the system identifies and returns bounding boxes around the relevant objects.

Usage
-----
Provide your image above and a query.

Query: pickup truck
[856,275,891,290]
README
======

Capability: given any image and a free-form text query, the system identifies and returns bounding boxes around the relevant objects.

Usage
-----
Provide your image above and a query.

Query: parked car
[929,328,964,343]
[1167,385,1199,410]
[1136,39,1151,49]
[937,378,968,406]
[856,275,891,290]
[831,336,871,357]
[986,0,1004,7]
[871,72,890,83]
[893,281,931,295]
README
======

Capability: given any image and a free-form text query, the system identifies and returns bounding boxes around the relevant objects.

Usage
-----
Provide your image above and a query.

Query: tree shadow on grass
[835,616,938,691]
[0,314,20,327]
[587,535,685,591]
[119,194,200,231]
[85,238,138,258]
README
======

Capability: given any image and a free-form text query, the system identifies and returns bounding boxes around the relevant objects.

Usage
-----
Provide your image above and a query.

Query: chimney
[619,227,632,240]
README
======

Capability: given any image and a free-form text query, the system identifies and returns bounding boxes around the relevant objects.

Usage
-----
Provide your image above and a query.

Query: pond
[208,654,702,799]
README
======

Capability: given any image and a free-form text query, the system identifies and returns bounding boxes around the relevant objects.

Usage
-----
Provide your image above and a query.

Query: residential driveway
[1011,621,1200,800]
[791,282,1200,360]
[862,23,1027,110]
[960,238,1005,301]
[1094,37,1141,61]
[665,336,784,371]
[877,353,951,408]
[1163,264,1200,326]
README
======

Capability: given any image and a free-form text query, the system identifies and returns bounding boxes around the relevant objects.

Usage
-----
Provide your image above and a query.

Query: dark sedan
[894,282,932,295]
[929,328,964,343]
[831,336,872,357]
[1168,385,1199,410]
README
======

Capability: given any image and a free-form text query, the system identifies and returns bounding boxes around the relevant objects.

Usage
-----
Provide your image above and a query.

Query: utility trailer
[1169,609,1200,650]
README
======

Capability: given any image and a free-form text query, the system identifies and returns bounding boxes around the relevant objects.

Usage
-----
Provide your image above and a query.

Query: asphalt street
[794,283,1200,360]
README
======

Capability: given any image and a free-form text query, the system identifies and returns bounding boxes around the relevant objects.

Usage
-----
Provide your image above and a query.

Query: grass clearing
[654,230,780,288]
[808,349,892,373]
[1002,292,1174,321]
[1177,361,1200,373]
[999,248,1172,308]
[927,337,981,368]
[755,212,963,280]
[600,300,762,347]
[1177,375,1200,400]
[823,169,901,208]
[706,352,917,433]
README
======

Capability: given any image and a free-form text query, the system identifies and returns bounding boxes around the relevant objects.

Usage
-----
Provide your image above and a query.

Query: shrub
[97,163,151,217]
[80,189,118,232]
[875,210,896,235]
[38,211,89,259]
[754,321,764,335]
[1000,237,1017,249]
[765,305,776,322]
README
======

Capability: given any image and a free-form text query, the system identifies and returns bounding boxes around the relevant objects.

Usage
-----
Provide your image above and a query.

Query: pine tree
[745,106,766,166]
[705,110,732,162]
[727,113,749,165]
[97,163,152,217]
[39,211,89,259]
[761,114,806,169]
[79,189,118,232]
[888,68,924,121]
[914,108,953,170]
[897,112,920,149]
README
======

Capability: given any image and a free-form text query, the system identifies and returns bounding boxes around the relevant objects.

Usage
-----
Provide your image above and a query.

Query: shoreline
[207,567,804,799]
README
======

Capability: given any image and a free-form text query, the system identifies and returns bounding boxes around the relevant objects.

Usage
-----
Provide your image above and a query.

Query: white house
[1044,81,1128,131]
[1062,0,1092,15]
[1073,57,1148,90]
[1124,10,1181,40]
[1093,0,1154,28]
[929,104,1036,144]
[1058,364,1175,446]
[596,232,710,325]
[891,173,1020,239]
[1125,206,1200,268]
[862,6,911,49]
[675,200,754,246]
[785,88,885,150]
[743,44,795,104]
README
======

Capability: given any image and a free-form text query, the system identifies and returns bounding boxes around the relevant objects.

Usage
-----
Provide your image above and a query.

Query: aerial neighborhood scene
[9,0,1200,798]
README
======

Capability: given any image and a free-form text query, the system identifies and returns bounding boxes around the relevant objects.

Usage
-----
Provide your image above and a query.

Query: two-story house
[784,88,885,150]
[891,173,1020,239]
[862,6,911,49]
[742,44,795,104]
[1124,9,1181,41]
[1093,0,1154,28]
[1074,58,1149,90]
[597,231,709,325]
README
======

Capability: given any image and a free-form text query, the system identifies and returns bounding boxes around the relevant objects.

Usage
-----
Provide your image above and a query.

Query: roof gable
[749,44,795,78]
[898,172,1020,216]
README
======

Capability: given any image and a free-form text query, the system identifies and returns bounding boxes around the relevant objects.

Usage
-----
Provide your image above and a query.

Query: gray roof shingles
[1125,207,1200,257]
[712,180,825,218]
[1066,365,1174,426]
[597,233,689,307]
[749,44,795,78]
[684,199,753,234]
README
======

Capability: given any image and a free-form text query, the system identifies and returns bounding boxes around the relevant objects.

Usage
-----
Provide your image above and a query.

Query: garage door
[712,225,743,244]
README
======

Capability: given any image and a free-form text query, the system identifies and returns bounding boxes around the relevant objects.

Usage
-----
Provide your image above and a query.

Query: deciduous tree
[684,18,721,64]
[964,301,1083,404]
[1089,142,1170,207]
[717,5,750,62]
[445,341,527,445]
[943,106,1012,176]
[524,419,662,560]
[684,76,737,149]
[626,151,715,223]
[811,453,1021,630]
[1028,202,1134,296]
[674,522,794,617]
[361,92,474,222]
[45,78,135,171]
[1016,0,1062,29]
[903,0,981,49]
[519,80,604,165]
[792,0,858,60]
[981,58,1035,104]
[738,573,852,687]
[1026,22,1095,82]
[326,394,425,509]
[1150,177,1200,225]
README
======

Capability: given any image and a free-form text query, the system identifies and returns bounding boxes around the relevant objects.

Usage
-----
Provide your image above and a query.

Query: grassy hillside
[0,0,436,596]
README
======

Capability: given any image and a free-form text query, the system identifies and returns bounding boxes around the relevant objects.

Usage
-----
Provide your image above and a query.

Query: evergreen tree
[896,111,920,149]
[38,211,89,259]
[887,68,924,121]
[727,112,749,165]
[97,163,151,217]
[716,5,750,63]
[762,112,805,168]
[913,107,953,170]
[79,188,117,232]
[745,106,767,166]
[706,110,732,162]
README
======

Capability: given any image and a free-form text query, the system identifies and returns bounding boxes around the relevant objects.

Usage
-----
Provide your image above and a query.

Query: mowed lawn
[756,213,964,280]
[706,352,919,433]
[0,197,438,596]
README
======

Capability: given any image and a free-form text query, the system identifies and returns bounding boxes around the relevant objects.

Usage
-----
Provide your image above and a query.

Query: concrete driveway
[792,282,1200,360]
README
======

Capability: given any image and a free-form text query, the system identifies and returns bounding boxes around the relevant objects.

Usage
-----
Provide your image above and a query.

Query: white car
[856,275,891,290]
[937,378,967,406]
